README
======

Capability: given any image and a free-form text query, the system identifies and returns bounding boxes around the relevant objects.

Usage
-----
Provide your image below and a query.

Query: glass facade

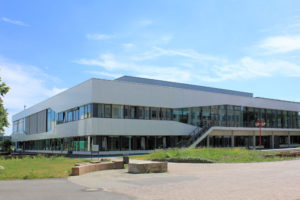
[47,109,57,132]
[12,103,300,136]
[18,135,183,152]
[172,105,300,129]
[13,118,25,134]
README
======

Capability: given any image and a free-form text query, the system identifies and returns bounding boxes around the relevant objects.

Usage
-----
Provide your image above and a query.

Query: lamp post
[255,119,266,148]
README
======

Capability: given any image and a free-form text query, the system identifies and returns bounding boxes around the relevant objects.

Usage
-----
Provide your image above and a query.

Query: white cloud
[122,43,135,49]
[86,33,115,40]
[130,46,221,62]
[76,44,300,83]
[76,52,192,82]
[258,35,300,54]
[1,17,29,27]
[47,87,67,96]
[0,56,66,135]
[88,71,124,79]
[206,57,300,82]
[137,19,153,27]
[159,35,173,43]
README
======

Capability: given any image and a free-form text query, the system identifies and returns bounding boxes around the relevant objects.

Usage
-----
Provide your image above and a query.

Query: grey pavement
[69,159,300,200]
[0,178,134,200]
[1,159,300,200]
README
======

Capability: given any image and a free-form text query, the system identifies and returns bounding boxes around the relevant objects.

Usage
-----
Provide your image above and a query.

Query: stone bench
[128,161,167,173]
[72,161,124,176]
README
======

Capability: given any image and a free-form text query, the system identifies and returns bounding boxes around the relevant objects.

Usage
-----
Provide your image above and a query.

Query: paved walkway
[0,178,133,200]
[69,159,300,200]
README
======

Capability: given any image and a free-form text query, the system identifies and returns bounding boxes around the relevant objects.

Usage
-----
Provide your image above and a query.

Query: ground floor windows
[17,135,300,151]
[196,135,300,148]
[209,136,232,147]
[18,136,184,152]
[234,136,252,147]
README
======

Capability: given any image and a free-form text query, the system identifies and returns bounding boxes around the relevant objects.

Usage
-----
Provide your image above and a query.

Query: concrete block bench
[128,161,167,173]
[72,161,124,176]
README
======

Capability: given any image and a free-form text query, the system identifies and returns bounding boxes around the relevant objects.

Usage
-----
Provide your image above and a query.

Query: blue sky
[1,0,300,134]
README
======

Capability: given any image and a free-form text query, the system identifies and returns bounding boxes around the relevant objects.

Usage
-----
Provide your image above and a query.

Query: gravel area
[68,159,300,200]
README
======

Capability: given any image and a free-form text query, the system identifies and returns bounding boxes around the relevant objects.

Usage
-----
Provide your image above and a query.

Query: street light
[255,118,266,148]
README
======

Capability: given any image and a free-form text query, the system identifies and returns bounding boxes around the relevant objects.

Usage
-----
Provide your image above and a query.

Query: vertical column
[288,133,291,147]
[271,134,274,149]
[87,136,90,152]
[129,136,132,151]
[231,135,234,147]
[141,137,146,150]
[253,135,256,149]
[206,136,210,147]
[163,137,166,149]
[102,136,107,151]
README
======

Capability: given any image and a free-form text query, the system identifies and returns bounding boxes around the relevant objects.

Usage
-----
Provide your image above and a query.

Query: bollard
[123,155,129,164]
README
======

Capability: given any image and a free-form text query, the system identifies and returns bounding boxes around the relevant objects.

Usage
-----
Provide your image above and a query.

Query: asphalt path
[0,178,134,200]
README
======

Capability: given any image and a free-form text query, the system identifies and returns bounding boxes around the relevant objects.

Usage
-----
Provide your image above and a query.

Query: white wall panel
[13,78,300,122]
[12,118,196,142]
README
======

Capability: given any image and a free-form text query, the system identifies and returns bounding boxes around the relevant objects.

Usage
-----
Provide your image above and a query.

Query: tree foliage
[0,78,9,135]
[1,138,12,152]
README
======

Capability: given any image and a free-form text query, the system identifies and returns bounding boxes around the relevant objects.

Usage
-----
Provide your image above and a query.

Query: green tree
[2,138,12,152]
[0,78,9,135]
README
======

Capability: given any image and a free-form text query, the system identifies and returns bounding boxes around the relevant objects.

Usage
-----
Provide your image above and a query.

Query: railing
[178,120,300,148]
[177,121,219,148]
[194,121,298,129]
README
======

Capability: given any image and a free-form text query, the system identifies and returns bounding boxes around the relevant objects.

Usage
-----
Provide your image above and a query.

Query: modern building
[11,76,300,155]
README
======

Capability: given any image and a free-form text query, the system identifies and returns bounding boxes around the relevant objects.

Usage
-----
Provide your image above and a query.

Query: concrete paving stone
[68,159,300,200]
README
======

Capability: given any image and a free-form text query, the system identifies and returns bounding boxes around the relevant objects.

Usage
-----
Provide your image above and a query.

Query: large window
[166,109,172,120]
[97,104,103,118]
[201,106,211,126]
[277,111,282,128]
[181,108,189,123]
[79,106,84,120]
[211,106,218,124]
[44,103,300,130]
[173,109,182,122]
[85,104,91,119]
[67,111,72,122]
[13,121,18,133]
[47,109,56,132]
[73,109,79,121]
[160,108,166,120]
[298,112,300,128]
[137,107,144,119]
[248,107,255,127]
[145,107,150,119]
[104,104,112,118]
[112,105,122,118]
[218,105,226,126]
[150,107,159,119]
[282,111,288,128]
[130,107,136,119]
[124,106,130,119]
[191,107,200,126]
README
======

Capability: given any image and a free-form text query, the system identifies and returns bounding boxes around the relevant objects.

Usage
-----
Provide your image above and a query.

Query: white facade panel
[13,78,300,122]
[11,118,196,142]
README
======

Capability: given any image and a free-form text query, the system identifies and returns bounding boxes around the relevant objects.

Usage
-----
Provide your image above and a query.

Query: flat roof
[115,76,253,97]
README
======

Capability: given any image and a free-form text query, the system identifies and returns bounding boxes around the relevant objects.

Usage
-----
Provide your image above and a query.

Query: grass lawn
[131,148,297,163]
[0,155,91,180]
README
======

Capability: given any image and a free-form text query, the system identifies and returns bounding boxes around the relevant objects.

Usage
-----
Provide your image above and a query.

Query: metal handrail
[178,121,221,148]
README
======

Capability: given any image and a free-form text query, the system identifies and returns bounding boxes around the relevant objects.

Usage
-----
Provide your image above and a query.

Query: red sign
[255,119,266,127]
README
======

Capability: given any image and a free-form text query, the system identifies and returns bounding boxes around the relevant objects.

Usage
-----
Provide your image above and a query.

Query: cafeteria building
[11,76,300,155]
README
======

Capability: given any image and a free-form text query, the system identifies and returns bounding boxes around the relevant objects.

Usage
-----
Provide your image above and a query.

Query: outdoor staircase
[178,122,217,148]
